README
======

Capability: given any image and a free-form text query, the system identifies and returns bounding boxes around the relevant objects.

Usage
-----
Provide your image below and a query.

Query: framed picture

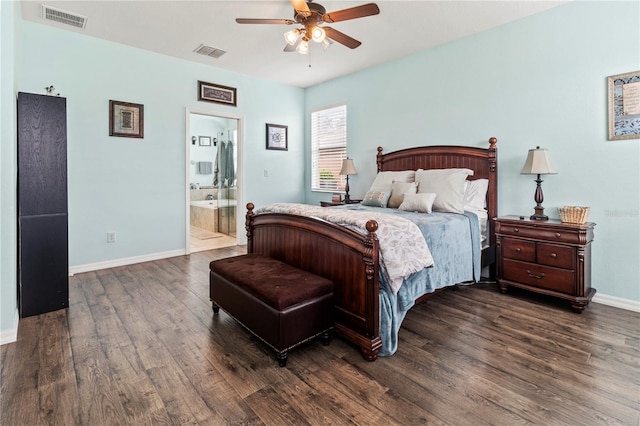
[198,136,212,146]
[607,70,640,140]
[266,123,288,150]
[109,100,144,138]
[198,80,237,107]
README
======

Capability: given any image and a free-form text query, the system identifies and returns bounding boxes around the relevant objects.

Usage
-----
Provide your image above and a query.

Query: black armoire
[17,92,68,317]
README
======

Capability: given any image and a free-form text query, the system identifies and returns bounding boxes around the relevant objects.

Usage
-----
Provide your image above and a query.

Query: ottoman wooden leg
[276,352,288,367]
[212,302,220,314]
[320,330,332,346]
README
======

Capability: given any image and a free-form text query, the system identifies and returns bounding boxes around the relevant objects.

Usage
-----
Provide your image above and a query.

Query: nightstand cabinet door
[495,216,596,313]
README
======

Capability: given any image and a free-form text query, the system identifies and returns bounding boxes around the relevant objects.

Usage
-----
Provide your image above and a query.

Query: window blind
[311,104,347,192]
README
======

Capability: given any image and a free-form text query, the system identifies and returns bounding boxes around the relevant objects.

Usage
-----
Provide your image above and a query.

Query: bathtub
[190,199,237,209]
[190,199,237,234]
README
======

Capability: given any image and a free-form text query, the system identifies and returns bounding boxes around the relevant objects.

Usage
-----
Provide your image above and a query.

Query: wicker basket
[558,206,590,224]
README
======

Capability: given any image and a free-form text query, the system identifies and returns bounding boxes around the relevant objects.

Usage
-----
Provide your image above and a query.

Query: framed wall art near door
[109,100,144,138]
[198,80,237,107]
[266,123,288,151]
[607,70,640,140]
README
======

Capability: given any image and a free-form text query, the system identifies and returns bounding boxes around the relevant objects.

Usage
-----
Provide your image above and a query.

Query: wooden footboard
[245,203,383,361]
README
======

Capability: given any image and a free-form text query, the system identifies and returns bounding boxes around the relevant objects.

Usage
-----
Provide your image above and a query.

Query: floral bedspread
[256,203,434,293]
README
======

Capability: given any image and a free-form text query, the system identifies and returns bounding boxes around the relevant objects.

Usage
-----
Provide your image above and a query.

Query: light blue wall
[16,21,305,268]
[0,0,19,338]
[305,1,640,302]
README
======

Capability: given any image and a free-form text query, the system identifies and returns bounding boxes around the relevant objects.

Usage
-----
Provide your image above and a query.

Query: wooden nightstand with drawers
[495,216,596,313]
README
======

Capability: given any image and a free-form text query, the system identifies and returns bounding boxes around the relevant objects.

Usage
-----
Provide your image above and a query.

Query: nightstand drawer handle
[550,253,557,258]
[514,228,519,232]
[555,233,561,238]
[527,270,546,279]
[515,248,521,252]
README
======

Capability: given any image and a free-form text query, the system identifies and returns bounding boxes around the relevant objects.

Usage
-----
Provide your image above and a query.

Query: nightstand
[495,216,596,313]
[320,200,361,207]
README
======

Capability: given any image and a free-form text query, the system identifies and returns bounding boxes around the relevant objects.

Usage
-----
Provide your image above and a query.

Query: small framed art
[266,123,288,151]
[607,70,640,140]
[199,136,212,146]
[198,80,237,107]
[109,100,144,138]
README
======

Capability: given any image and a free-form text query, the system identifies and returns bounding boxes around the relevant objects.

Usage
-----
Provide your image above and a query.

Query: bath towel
[198,161,213,174]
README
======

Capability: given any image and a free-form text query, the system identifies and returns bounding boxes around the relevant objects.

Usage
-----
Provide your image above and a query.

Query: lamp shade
[520,146,558,175]
[340,158,357,176]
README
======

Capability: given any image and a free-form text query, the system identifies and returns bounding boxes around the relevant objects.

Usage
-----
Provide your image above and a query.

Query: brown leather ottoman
[209,254,334,367]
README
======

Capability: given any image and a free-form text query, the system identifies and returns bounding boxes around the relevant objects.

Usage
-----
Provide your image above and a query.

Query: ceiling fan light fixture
[310,26,326,43]
[321,38,333,50]
[296,39,309,54]
[284,28,301,45]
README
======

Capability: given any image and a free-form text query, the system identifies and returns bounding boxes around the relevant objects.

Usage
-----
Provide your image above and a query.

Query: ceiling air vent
[194,44,226,59]
[42,5,88,29]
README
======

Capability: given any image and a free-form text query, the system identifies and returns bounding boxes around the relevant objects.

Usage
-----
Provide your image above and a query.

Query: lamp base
[530,206,548,221]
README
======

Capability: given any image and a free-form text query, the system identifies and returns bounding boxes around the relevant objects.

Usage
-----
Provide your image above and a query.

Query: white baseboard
[0,309,19,346]
[593,293,640,313]
[68,249,186,275]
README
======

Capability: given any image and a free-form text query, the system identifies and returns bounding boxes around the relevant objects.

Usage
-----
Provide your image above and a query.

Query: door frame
[185,108,244,254]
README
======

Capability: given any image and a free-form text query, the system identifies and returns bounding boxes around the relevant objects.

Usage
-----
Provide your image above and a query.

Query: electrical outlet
[107,232,116,243]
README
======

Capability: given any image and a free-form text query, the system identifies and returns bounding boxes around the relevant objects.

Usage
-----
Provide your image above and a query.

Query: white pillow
[387,181,418,209]
[415,168,474,214]
[398,193,437,214]
[463,179,489,211]
[361,190,391,208]
[368,170,415,193]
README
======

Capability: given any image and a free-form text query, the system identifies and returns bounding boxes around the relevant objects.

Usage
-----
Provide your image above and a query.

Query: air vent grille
[42,5,87,29]
[194,44,226,59]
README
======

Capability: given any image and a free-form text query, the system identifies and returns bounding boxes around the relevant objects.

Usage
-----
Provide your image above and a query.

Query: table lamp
[339,158,357,203]
[520,146,557,220]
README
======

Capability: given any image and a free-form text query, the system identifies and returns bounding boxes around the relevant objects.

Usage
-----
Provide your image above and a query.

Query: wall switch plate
[107,232,116,243]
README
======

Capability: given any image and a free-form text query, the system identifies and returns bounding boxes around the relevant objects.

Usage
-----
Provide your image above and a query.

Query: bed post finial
[245,203,255,250]
[488,138,497,173]
[376,147,384,173]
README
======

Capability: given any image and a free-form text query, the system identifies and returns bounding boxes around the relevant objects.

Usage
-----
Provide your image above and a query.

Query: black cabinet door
[18,214,69,317]
[17,93,67,217]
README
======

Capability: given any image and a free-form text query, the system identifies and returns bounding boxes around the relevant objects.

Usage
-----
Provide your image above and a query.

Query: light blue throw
[335,205,482,356]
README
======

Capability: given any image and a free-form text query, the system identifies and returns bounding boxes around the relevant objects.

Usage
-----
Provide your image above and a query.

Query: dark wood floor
[1,246,639,425]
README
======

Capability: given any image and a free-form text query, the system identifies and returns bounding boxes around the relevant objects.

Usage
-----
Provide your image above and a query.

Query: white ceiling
[20,1,570,88]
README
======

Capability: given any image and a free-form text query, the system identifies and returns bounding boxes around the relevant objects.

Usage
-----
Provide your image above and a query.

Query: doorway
[186,110,242,253]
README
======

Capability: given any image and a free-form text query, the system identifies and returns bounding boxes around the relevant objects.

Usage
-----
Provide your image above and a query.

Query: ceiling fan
[236,0,380,54]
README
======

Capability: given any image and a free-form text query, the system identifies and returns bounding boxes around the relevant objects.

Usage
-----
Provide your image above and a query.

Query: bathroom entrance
[186,111,241,253]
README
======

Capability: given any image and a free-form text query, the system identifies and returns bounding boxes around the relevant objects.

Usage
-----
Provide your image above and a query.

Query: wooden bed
[245,137,498,361]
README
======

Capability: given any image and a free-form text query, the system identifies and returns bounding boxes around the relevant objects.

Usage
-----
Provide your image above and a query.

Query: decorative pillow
[368,170,415,193]
[398,193,437,213]
[415,168,474,214]
[387,181,418,209]
[463,179,489,211]
[361,190,391,208]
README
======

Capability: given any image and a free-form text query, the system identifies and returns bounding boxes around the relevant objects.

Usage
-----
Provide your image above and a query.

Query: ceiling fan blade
[324,27,361,49]
[236,18,295,25]
[290,0,311,16]
[323,3,380,23]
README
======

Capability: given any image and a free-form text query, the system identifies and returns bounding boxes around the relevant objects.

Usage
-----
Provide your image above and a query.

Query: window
[311,104,347,192]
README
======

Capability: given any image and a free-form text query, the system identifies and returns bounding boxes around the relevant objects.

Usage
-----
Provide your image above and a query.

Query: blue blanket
[334,205,481,356]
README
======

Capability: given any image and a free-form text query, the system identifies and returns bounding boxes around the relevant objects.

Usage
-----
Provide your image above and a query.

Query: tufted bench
[209,254,334,367]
